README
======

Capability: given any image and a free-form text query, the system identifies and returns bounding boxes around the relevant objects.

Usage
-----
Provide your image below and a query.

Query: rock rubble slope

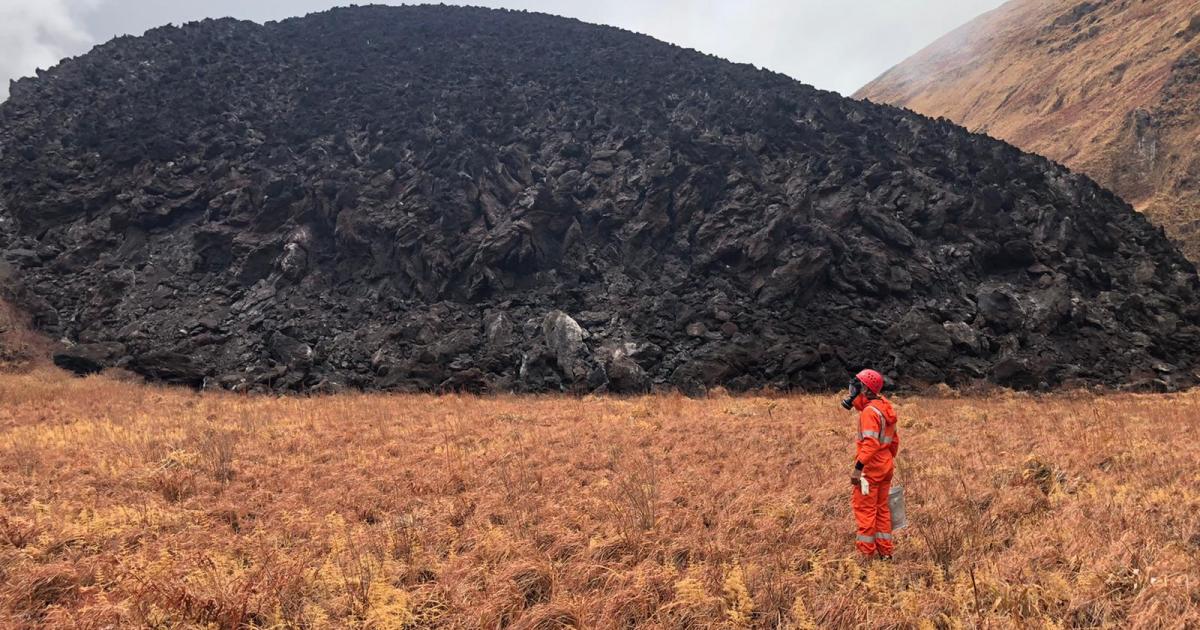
[1,5,1198,393]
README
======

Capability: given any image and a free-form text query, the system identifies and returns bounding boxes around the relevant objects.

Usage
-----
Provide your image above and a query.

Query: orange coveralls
[852,396,900,557]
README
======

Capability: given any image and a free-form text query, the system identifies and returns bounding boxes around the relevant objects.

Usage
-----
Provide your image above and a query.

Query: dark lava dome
[1,5,1198,393]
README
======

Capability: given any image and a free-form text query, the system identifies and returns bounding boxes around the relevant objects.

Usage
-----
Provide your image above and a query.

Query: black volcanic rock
[53,342,126,375]
[1,5,1199,393]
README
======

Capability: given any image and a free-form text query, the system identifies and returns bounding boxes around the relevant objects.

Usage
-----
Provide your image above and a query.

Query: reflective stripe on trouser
[852,478,894,556]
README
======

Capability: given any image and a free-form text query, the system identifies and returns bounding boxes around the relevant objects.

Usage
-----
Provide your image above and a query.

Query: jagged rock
[4,249,41,267]
[598,342,651,394]
[993,356,1041,389]
[586,160,614,177]
[888,311,954,365]
[279,243,308,282]
[977,289,1025,333]
[671,359,732,398]
[53,342,126,375]
[0,5,1198,393]
[517,347,563,392]
[542,310,591,385]
[438,368,490,393]
[781,347,822,374]
[943,322,980,353]
[606,357,649,394]
[483,311,514,347]
[269,332,314,370]
[129,351,205,386]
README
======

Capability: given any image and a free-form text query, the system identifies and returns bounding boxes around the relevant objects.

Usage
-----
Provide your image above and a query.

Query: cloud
[0,0,100,100]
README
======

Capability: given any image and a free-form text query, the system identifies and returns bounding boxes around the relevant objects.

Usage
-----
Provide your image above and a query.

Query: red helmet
[856,369,884,394]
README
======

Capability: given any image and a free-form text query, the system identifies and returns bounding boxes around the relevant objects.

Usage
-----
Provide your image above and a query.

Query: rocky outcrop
[1,5,1199,393]
[53,342,126,375]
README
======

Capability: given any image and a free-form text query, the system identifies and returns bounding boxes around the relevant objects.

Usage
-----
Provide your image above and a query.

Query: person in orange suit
[841,368,900,559]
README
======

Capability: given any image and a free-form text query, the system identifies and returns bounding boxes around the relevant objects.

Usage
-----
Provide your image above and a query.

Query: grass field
[1,369,1198,629]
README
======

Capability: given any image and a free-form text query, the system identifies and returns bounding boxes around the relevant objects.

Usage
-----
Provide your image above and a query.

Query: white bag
[889,485,907,530]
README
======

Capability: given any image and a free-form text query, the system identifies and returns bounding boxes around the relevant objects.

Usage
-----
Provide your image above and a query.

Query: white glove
[859,477,870,495]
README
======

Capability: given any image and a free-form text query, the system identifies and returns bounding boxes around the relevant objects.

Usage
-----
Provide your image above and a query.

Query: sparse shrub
[1019,456,1068,496]
[195,427,239,483]
[509,604,580,630]
[365,576,414,628]
[3,436,41,476]
[7,562,81,621]
[149,449,200,502]
[721,565,755,626]
[790,594,818,629]
[610,447,660,536]
[480,561,555,628]
[510,562,553,608]
[0,516,42,549]
[151,468,198,503]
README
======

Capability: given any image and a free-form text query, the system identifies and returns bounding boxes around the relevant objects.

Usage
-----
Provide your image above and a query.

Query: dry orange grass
[0,300,49,373]
[1,369,1198,629]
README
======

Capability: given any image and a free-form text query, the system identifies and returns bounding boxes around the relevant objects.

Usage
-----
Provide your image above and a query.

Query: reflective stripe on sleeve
[860,431,880,440]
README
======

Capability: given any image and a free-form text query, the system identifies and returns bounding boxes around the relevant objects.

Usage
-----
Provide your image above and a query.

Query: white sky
[0,0,1008,100]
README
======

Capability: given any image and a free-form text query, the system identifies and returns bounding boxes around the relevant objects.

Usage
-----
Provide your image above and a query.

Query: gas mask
[841,379,863,410]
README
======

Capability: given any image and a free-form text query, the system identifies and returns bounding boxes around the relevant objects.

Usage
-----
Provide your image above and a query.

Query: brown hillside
[857,0,1200,260]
